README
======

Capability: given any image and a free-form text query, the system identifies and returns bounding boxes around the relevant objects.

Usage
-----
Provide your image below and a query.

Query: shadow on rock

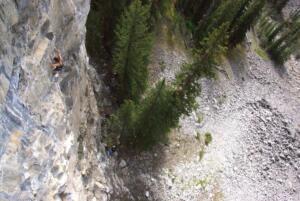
[104,145,167,201]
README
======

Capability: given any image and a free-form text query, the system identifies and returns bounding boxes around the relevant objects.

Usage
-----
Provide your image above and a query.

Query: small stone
[119,159,127,168]
[145,191,150,198]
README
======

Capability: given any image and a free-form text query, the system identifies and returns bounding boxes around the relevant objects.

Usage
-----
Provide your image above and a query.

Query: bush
[204,132,212,146]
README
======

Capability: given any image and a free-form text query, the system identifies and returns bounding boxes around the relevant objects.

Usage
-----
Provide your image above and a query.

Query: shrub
[204,132,213,146]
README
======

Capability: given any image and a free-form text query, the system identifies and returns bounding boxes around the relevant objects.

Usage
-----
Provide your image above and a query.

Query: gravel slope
[106,29,300,201]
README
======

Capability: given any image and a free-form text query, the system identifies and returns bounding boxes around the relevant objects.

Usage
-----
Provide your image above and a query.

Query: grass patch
[159,60,167,71]
[197,132,213,161]
[199,148,205,160]
[255,46,269,60]
[196,113,204,124]
[195,178,208,188]
[204,132,212,146]
[227,44,246,60]
[195,132,201,141]
[250,30,270,60]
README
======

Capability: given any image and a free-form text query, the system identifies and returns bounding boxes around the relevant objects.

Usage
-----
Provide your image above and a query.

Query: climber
[50,48,64,71]
[105,145,117,157]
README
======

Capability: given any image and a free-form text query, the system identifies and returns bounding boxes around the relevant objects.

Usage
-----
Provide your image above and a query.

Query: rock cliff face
[0,1,107,200]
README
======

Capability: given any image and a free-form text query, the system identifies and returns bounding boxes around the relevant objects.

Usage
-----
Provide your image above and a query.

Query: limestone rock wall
[0,1,108,200]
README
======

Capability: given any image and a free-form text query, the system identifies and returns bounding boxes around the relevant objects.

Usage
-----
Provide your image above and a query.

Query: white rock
[145,191,150,198]
[119,159,127,168]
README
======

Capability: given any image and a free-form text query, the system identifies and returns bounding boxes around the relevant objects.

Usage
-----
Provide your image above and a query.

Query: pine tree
[175,0,264,47]
[111,80,180,149]
[112,0,153,102]
[86,0,129,63]
[257,8,300,64]
[111,24,229,150]
[132,80,180,149]
[109,100,137,147]
[229,0,266,46]
[268,22,300,63]
[175,24,229,115]
[176,0,221,24]
[195,0,237,41]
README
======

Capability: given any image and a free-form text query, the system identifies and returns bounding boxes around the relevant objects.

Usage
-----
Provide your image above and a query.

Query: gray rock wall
[0,1,107,200]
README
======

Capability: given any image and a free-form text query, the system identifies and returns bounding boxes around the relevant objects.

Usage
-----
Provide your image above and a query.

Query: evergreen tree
[150,0,174,20]
[134,80,180,149]
[111,80,180,149]
[175,24,228,115]
[268,22,300,63]
[112,24,229,150]
[195,0,237,42]
[112,0,153,102]
[109,100,137,147]
[269,0,289,12]
[176,0,221,24]
[257,8,300,63]
[266,22,285,43]
[177,0,265,47]
[86,0,129,64]
[229,0,266,46]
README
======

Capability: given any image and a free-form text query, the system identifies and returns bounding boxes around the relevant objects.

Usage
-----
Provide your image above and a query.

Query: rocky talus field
[0,1,299,201]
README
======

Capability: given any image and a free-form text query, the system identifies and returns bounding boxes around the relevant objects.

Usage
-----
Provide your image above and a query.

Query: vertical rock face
[0,1,106,200]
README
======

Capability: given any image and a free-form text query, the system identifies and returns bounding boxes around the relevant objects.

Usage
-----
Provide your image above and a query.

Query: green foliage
[86,0,129,64]
[151,0,175,20]
[195,178,209,187]
[174,24,228,115]
[195,0,238,42]
[131,80,180,149]
[199,149,205,160]
[109,2,257,151]
[112,25,228,150]
[196,113,204,124]
[86,2,102,63]
[110,80,180,150]
[195,132,201,141]
[229,0,266,46]
[159,61,167,71]
[109,100,137,146]
[112,0,153,102]
[255,47,269,60]
[257,9,300,63]
[204,132,212,146]
[177,0,265,47]
[176,0,221,24]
